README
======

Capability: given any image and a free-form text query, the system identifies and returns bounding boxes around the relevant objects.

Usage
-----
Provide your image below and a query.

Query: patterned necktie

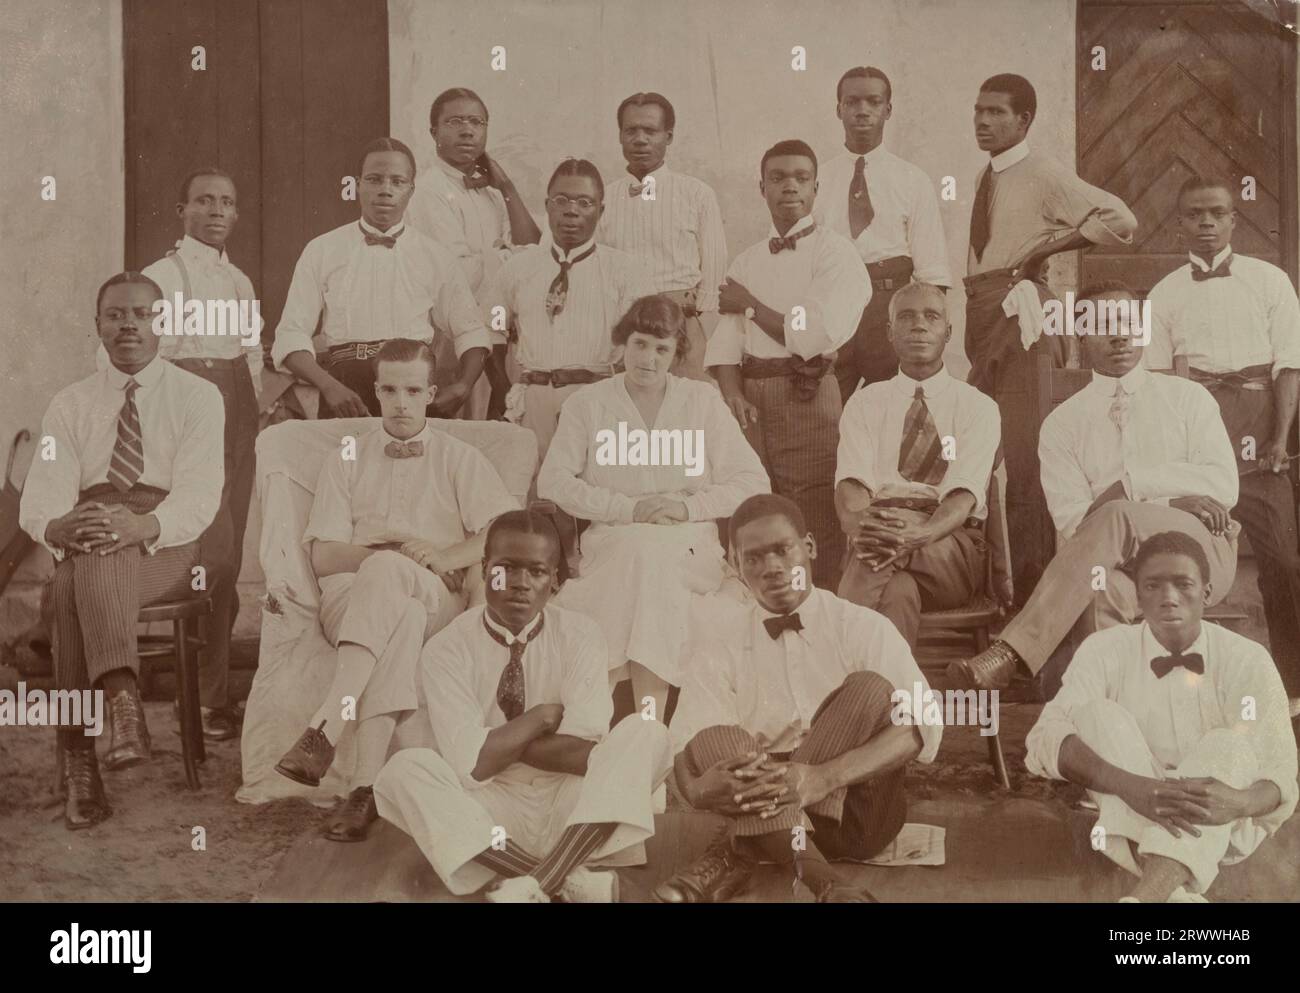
[107,377,144,492]
[897,386,947,485]
[464,167,492,191]
[848,155,875,239]
[483,612,546,720]
[969,166,993,262]
[1151,652,1204,678]
[769,222,817,254]
[360,221,401,249]
[384,439,424,459]
[545,244,597,320]
[763,612,803,640]
[628,181,646,197]
[1190,254,1233,282]
[1108,380,1130,435]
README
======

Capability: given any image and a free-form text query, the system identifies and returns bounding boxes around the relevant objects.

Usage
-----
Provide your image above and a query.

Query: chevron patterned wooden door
[1077,0,1297,293]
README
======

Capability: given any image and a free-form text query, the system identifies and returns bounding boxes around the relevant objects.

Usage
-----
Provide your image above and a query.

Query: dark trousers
[834,257,914,404]
[682,671,906,860]
[175,359,258,708]
[964,270,1063,604]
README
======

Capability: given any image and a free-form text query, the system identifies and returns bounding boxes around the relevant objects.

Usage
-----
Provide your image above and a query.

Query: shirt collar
[766,213,816,241]
[105,354,166,390]
[1188,245,1233,272]
[379,421,433,447]
[359,215,406,239]
[626,163,670,184]
[434,155,477,185]
[1142,622,1208,668]
[754,586,819,624]
[484,605,544,646]
[844,144,886,166]
[892,365,952,399]
[990,139,1030,174]
[1088,362,1148,398]
[176,233,228,266]
[552,236,597,263]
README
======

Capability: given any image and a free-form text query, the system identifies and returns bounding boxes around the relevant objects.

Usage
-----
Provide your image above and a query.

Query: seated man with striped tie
[949,281,1240,697]
[1025,531,1297,902]
[20,272,224,830]
[835,282,1000,648]
[273,339,518,842]
[374,509,672,903]
[270,137,491,419]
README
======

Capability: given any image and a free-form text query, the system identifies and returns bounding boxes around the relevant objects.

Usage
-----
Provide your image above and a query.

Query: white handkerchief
[1001,279,1047,351]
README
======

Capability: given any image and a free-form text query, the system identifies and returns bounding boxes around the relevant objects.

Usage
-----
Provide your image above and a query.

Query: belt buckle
[880,278,895,291]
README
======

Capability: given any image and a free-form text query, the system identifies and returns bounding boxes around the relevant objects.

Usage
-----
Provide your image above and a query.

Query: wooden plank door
[1077,0,1297,293]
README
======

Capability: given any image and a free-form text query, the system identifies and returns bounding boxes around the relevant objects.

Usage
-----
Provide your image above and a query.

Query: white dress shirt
[423,604,612,783]
[477,239,655,373]
[703,215,873,366]
[1038,364,1238,539]
[598,166,728,312]
[20,356,225,559]
[814,146,951,286]
[1145,246,1300,378]
[671,587,942,759]
[538,373,769,524]
[405,157,517,295]
[302,421,517,550]
[1026,621,1298,851]
[270,218,491,371]
[836,366,1001,518]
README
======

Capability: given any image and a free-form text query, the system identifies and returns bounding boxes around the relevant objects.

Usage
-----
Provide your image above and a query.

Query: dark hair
[1176,175,1235,209]
[617,92,676,132]
[96,271,163,314]
[1077,278,1137,302]
[729,493,808,551]
[486,507,569,586]
[612,295,689,361]
[177,167,236,205]
[429,87,488,130]
[359,137,417,180]
[547,158,604,201]
[979,73,1037,127]
[836,66,892,104]
[760,139,818,180]
[1133,531,1211,585]
[373,337,436,385]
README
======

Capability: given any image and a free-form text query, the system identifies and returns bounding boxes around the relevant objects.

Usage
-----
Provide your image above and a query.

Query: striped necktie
[107,377,144,492]
[483,612,546,721]
[545,244,596,320]
[897,386,947,485]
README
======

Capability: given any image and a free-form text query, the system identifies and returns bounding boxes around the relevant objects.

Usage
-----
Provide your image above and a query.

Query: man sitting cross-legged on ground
[1026,531,1297,902]
[657,494,941,903]
[374,509,673,903]
[949,280,1240,697]
[274,338,517,842]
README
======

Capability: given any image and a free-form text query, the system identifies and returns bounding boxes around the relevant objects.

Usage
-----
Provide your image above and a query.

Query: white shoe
[1167,886,1209,903]
[485,876,550,903]
[557,866,620,903]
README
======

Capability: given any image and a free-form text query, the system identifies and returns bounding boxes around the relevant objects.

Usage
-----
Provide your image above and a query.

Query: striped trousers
[682,670,907,860]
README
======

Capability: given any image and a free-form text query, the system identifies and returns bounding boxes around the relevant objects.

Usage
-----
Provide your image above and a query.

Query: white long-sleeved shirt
[1039,364,1238,539]
[1145,246,1300,379]
[20,356,224,559]
[270,218,491,371]
[703,215,872,366]
[814,146,951,286]
[836,366,1000,518]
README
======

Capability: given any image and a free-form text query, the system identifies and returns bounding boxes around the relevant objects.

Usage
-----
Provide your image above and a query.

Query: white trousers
[317,550,464,721]
[373,715,673,896]
[1075,698,1259,893]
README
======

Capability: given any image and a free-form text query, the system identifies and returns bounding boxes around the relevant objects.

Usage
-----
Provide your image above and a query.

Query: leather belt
[1189,365,1272,392]
[870,496,980,530]
[173,356,248,372]
[519,368,611,387]
[866,256,914,292]
[963,266,1037,297]
[323,341,387,367]
[660,288,701,318]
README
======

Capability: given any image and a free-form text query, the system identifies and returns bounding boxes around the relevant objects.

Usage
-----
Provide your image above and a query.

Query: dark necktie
[384,439,424,459]
[769,222,816,254]
[897,386,947,485]
[848,155,875,239]
[969,166,993,262]
[483,612,546,720]
[360,222,402,249]
[107,377,144,492]
[464,167,492,191]
[1150,652,1205,678]
[545,244,596,320]
[1190,255,1233,282]
[763,612,804,640]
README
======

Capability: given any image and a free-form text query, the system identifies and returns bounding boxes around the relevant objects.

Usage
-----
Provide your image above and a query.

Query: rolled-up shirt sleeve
[937,392,1000,517]
[703,312,745,368]
[908,172,953,287]
[1264,267,1300,378]
[425,638,492,783]
[477,263,515,349]
[783,237,872,359]
[1046,167,1137,248]
[557,617,614,743]
[150,381,224,550]
[1025,641,1113,781]
[1126,385,1238,512]
[834,391,879,491]
[429,243,492,357]
[271,241,326,370]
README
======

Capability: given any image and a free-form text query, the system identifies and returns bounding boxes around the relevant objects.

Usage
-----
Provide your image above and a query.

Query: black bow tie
[769,223,816,254]
[1190,256,1232,281]
[361,222,402,249]
[763,612,804,640]
[1151,652,1205,678]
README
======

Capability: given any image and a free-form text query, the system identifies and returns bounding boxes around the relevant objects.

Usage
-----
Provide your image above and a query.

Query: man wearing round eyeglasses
[271,137,491,419]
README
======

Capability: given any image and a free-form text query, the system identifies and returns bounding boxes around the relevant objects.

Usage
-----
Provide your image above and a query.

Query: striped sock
[533,822,615,894]
[472,838,540,879]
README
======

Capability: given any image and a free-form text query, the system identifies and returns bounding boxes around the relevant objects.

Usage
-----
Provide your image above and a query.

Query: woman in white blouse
[538,295,769,719]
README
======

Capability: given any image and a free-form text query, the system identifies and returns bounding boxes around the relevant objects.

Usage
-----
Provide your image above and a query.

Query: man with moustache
[271,138,491,419]
[374,509,672,903]
[273,339,517,841]
[950,282,1239,696]
[657,494,940,903]
[1146,176,1300,710]
[20,272,224,829]
[1026,531,1296,902]
[965,74,1137,603]
[706,140,871,591]
[406,88,542,418]
[478,158,654,460]
[815,67,951,402]
[835,282,999,648]
[599,92,728,383]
